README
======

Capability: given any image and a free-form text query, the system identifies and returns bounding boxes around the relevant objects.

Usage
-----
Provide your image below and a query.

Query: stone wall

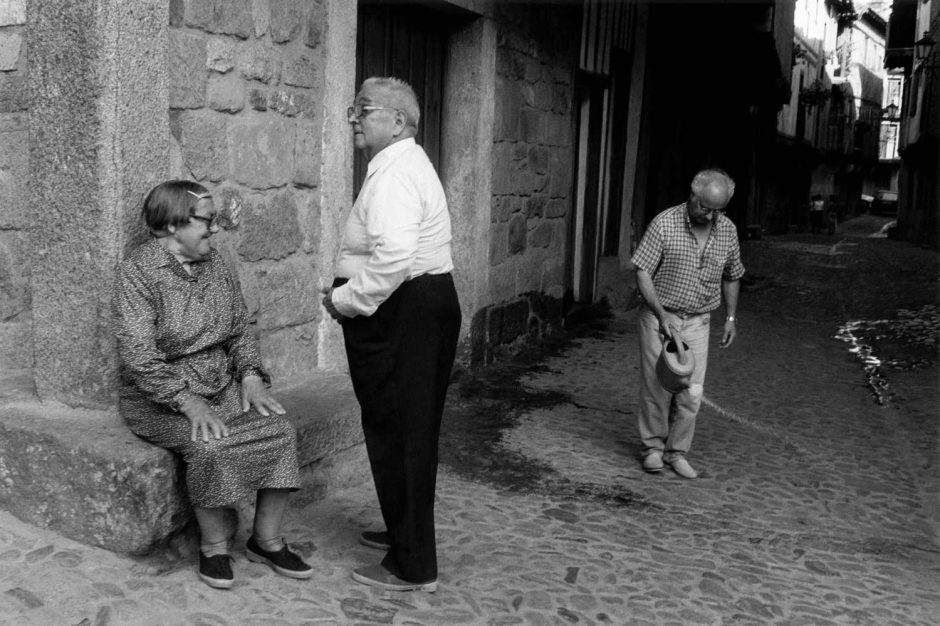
[167,0,328,381]
[0,0,30,376]
[472,4,579,364]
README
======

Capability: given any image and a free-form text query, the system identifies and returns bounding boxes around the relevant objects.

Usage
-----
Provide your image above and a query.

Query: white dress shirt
[332,137,454,317]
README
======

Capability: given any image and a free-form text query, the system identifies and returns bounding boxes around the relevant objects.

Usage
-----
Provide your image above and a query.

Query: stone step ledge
[0,372,365,554]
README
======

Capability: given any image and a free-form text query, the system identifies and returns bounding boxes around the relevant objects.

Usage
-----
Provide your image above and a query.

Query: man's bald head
[690,169,735,208]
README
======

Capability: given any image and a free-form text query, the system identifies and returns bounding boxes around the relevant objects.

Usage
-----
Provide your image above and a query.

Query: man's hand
[321,287,345,323]
[181,396,229,442]
[720,319,737,348]
[658,312,682,341]
[241,375,286,417]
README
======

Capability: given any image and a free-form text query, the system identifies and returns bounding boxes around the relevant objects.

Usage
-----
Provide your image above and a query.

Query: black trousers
[336,273,461,582]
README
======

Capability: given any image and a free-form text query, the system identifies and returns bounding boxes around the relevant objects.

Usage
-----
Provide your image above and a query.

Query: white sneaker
[666,456,698,479]
[642,452,664,473]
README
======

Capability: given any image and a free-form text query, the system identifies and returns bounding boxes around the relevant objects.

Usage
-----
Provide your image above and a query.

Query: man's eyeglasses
[189,213,219,229]
[691,196,726,215]
[346,104,399,120]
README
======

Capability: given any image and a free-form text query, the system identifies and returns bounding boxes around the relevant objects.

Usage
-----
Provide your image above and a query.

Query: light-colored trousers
[637,307,711,460]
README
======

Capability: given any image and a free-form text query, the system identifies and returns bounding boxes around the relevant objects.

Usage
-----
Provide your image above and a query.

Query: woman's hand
[180,396,230,443]
[241,375,286,417]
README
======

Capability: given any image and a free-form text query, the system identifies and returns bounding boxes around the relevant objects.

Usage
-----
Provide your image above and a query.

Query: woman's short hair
[360,76,421,129]
[141,180,211,233]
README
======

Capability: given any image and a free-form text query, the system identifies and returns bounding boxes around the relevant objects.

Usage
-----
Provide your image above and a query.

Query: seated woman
[114,180,312,589]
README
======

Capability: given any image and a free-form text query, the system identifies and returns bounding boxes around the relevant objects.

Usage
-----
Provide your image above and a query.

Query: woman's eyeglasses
[189,213,219,229]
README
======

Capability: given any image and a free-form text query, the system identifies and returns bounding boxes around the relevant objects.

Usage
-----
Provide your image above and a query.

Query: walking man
[322,77,461,592]
[630,168,745,479]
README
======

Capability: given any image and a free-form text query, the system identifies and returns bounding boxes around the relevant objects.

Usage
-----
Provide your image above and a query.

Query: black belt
[662,307,707,319]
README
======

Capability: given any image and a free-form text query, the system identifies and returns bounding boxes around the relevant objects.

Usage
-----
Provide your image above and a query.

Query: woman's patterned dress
[114,239,299,508]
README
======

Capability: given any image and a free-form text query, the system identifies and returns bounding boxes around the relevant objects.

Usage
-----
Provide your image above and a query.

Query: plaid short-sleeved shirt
[630,203,745,315]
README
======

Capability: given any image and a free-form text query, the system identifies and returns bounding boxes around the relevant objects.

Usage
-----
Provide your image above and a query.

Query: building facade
[887,0,939,247]
[0,0,795,549]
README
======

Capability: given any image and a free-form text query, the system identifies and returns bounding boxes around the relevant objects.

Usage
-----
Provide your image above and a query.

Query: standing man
[630,168,745,479]
[322,77,461,592]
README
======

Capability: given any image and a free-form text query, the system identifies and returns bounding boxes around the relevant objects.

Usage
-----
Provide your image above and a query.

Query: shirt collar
[366,137,416,178]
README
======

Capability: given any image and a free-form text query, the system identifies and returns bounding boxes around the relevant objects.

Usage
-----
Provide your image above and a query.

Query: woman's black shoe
[198,553,234,589]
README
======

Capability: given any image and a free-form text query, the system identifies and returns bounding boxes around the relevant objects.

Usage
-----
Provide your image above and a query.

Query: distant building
[886,0,939,247]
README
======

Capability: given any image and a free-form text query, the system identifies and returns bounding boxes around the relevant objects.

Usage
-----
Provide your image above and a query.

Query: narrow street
[1,226,938,625]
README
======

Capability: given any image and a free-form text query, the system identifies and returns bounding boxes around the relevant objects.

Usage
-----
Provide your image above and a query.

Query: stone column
[443,13,496,339]
[28,0,169,408]
[315,0,357,372]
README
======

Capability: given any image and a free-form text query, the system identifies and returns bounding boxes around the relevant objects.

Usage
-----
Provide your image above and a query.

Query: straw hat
[656,332,695,393]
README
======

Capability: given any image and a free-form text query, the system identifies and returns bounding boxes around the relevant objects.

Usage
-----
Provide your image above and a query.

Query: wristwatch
[726,315,736,322]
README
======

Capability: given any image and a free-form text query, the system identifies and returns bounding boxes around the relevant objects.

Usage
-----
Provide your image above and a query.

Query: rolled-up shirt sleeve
[332,174,421,318]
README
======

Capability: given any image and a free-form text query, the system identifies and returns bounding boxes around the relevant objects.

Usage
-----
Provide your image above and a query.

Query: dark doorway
[355,1,455,196]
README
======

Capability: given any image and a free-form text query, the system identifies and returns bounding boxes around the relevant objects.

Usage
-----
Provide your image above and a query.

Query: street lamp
[882,101,899,120]
[914,32,936,71]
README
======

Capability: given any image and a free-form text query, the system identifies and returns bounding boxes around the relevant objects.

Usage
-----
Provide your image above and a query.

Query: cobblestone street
[1,233,938,625]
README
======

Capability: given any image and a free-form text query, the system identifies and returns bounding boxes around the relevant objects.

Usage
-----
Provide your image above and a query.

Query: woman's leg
[246,488,313,579]
[194,507,230,556]
[253,488,290,547]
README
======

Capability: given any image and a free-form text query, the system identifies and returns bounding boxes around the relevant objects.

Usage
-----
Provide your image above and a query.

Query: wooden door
[354,2,449,196]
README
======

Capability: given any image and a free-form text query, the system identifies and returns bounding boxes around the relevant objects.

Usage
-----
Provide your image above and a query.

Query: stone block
[490,221,509,265]
[296,188,322,254]
[169,30,207,109]
[552,83,570,115]
[496,299,529,345]
[0,319,31,370]
[283,54,318,89]
[549,148,572,198]
[0,0,25,25]
[176,110,229,182]
[206,37,236,73]
[249,88,267,110]
[0,123,27,229]
[0,72,27,113]
[0,371,367,554]
[489,262,516,302]
[528,221,553,249]
[527,145,548,175]
[277,374,362,468]
[252,0,270,38]
[0,402,189,554]
[525,194,547,219]
[215,185,245,229]
[260,322,319,381]
[494,78,520,142]
[547,114,571,148]
[520,108,542,144]
[229,118,293,189]
[185,0,253,39]
[491,195,517,224]
[238,40,281,84]
[0,32,23,71]
[253,258,321,330]
[267,89,316,117]
[545,198,568,218]
[270,0,305,43]
[305,1,325,49]
[293,121,321,188]
[206,72,245,112]
[0,230,29,321]
[491,143,515,196]
[508,213,527,255]
[237,190,303,261]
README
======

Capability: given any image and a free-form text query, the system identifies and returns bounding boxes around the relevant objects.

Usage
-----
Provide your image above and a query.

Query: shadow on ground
[440,308,657,511]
